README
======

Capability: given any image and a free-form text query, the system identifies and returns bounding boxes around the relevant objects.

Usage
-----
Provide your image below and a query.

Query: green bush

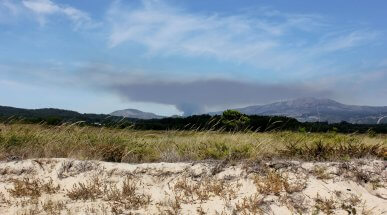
[221,110,250,131]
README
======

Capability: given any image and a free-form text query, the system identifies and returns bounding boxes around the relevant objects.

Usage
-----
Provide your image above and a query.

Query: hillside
[110,108,164,119]
[213,98,387,124]
[0,106,80,118]
[0,105,136,125]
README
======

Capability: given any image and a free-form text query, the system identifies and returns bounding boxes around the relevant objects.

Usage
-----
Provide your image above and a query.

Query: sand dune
[0,159,386,214]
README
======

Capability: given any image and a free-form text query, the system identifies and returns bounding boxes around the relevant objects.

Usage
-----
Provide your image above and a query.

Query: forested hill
[0,106,80,118]
[1,105,387,133]
[0,105,136,126]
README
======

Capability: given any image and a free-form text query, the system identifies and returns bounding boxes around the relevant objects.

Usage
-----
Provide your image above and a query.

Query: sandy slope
[0,159,386,215]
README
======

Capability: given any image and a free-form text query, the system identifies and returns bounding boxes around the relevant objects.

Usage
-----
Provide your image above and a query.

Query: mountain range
[110,109,164,120]
[211,97,387,124]
[2,97,387,124]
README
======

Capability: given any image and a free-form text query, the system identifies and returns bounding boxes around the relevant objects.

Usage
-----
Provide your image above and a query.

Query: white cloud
[107,1,282,55]
[0,0,95,28]
[314,31,379,53]
[23,0,94,28]
[22,0,58,14]
[106,0,379,74]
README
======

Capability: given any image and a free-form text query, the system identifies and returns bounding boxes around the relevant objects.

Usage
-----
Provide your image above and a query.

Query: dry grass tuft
[41,199,66,215]
[66,176,104,201]
[105,177,151,210]
[57,160,98,179]
[66,175,151,212]
[0,167,36,176]
[313,194,337,215]
[340,194,362,214]
[173,176,239,204]
[234,194,266,215]
[312,165,333,180]
[0,192,10,205]
[253,170,307,196]
[281,193,310,214]
[254,170,284,196]
[8,178,59,199]
[157,196,182,215]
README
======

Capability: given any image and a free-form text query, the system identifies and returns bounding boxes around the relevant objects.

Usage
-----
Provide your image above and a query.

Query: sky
[1,0,387,116]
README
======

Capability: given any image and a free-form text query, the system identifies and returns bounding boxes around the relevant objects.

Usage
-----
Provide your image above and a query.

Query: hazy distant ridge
[110,109,164,119]
[213,98,387,124]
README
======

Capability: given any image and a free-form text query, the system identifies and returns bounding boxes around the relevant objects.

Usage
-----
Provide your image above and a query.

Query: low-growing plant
[42,199,66,215]
[8,178,59,198]
[0,192,10,205]
[106,177,151,210]
[66,176,103,200]
[312,165,332,180]
[234,194,265,215]
[340,194,362,214]
[253,170,306,196]
[313,194,337,215]
[158,196,182,215]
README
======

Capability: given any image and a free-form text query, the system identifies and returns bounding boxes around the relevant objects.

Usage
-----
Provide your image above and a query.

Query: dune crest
[0,159,386,214]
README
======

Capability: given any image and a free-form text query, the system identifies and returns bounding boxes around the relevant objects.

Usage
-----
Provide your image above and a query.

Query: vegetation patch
[0,124,385,162]
[8,178,59,199]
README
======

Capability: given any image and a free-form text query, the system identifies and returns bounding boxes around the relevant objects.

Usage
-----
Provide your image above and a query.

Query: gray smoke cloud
[80,69,334,115]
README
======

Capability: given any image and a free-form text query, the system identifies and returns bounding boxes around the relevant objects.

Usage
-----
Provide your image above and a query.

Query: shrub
[220,110,250,131]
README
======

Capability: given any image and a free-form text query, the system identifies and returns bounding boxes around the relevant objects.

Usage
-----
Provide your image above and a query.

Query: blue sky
[1,0,387,115]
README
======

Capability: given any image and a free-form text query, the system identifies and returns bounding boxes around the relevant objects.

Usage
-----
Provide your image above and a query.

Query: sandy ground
[0,158,386,215]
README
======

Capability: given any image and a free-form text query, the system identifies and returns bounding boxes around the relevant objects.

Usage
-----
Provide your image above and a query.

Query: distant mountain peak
[110,108,164,119]
[277,97,342,107]
[213,97,387,124]
[290,97,339,103]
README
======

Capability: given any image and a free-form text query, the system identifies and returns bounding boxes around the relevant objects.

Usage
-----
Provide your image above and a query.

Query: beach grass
[0,123,385,163]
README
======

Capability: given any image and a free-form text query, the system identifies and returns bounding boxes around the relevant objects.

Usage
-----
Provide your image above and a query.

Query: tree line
[1,107,387,134]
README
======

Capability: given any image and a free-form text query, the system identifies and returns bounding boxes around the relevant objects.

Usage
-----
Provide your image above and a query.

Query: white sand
[0,159,386,214]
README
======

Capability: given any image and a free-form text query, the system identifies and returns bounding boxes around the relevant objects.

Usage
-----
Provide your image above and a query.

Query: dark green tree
[221,110,250,131]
